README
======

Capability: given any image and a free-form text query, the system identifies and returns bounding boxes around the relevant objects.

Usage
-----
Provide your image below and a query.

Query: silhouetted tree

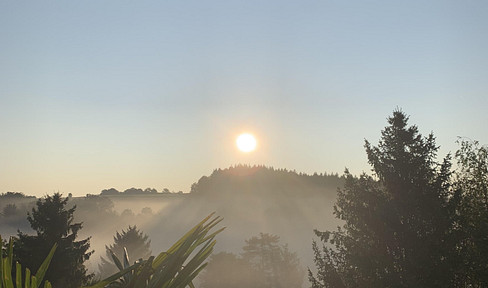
[310,110,457,287]
[199,252,254,288]
[1,203,19,217]
[98,225,151,278]
[140,207,153,215]
[121,209,135,218]
[101,188,120,195]
[74,194,115,215]
[123,188,144,195]
[201,233,304,288]
[14,193,93,288]
[0,192,35,199]
[143,187,158,194]
[242,233,304,288]
[190,165,344,198]
[454,139,488,286]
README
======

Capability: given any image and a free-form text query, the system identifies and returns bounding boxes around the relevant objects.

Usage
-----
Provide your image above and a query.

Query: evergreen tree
[98,225,151,278]
[200,233,304,288]
[14,193,93,288]
[199,252,254,288]
[242,233,304,288]
[310,111,456,287]
[454,139,488,286]
[1,203,19,217]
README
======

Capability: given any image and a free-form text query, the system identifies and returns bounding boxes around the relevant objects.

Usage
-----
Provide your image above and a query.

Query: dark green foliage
[98,226,152,278]
[310,111,457,287]
[14,193,93,288]
[454,139,488,286]
[200,233,304,288]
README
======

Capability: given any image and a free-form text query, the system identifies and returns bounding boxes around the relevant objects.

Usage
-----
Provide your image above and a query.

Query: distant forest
[99,187,184,195]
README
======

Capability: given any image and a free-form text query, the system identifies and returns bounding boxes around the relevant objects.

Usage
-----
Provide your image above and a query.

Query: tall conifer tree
[454,139,488,286]
[310,110,456,287]
[14,193,93,288]
[98,225,151,278]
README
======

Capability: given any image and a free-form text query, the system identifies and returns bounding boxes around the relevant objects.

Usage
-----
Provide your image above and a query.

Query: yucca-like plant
[0,235,57,288]
[84,213,224,288]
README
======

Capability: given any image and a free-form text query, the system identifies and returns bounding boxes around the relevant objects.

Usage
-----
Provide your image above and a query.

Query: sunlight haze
[1,1,487,196]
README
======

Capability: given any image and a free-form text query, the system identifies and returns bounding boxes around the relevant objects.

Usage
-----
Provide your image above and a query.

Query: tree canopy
[454,139,488,286]
[98,225,152,278]
[14,193,93,288]
[310,110,457,287]
[200,233,304,288]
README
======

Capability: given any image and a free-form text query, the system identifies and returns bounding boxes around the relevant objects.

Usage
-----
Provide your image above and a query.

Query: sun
[236,133,257,153]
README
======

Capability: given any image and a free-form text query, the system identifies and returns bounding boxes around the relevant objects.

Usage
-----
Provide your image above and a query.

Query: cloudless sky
[1,1,487,196]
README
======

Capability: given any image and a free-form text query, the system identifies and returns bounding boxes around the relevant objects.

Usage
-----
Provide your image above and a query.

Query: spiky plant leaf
[15,262,21,288]
[34,243,56,288]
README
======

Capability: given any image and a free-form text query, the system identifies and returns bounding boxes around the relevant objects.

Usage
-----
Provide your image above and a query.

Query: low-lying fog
[0,165,344,285]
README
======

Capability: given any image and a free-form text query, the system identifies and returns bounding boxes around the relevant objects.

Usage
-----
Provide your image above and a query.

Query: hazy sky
[1,1,487,196]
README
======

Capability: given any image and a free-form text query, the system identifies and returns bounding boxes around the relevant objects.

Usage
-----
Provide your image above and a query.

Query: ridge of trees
[190,164,345,198]
[0,192,35,199]
[99,187,183,195]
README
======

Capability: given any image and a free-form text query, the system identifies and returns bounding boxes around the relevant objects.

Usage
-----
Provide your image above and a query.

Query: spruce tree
[98,225,151,278]
[310,110,456,287]
[201,233,304,288]
[454,139,488,286]
[14,193,93,288]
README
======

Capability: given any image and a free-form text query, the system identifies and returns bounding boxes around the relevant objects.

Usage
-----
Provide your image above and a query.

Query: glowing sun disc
[236,133,257,152]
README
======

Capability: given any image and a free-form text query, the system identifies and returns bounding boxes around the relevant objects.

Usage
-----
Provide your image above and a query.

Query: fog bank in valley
[0,165,344,282]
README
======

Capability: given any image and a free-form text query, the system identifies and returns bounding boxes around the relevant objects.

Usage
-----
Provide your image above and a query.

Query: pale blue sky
[1,1,487,196]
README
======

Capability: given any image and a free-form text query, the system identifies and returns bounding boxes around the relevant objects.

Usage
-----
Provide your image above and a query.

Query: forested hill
[148,165,346,269]
[189,165,344,199]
